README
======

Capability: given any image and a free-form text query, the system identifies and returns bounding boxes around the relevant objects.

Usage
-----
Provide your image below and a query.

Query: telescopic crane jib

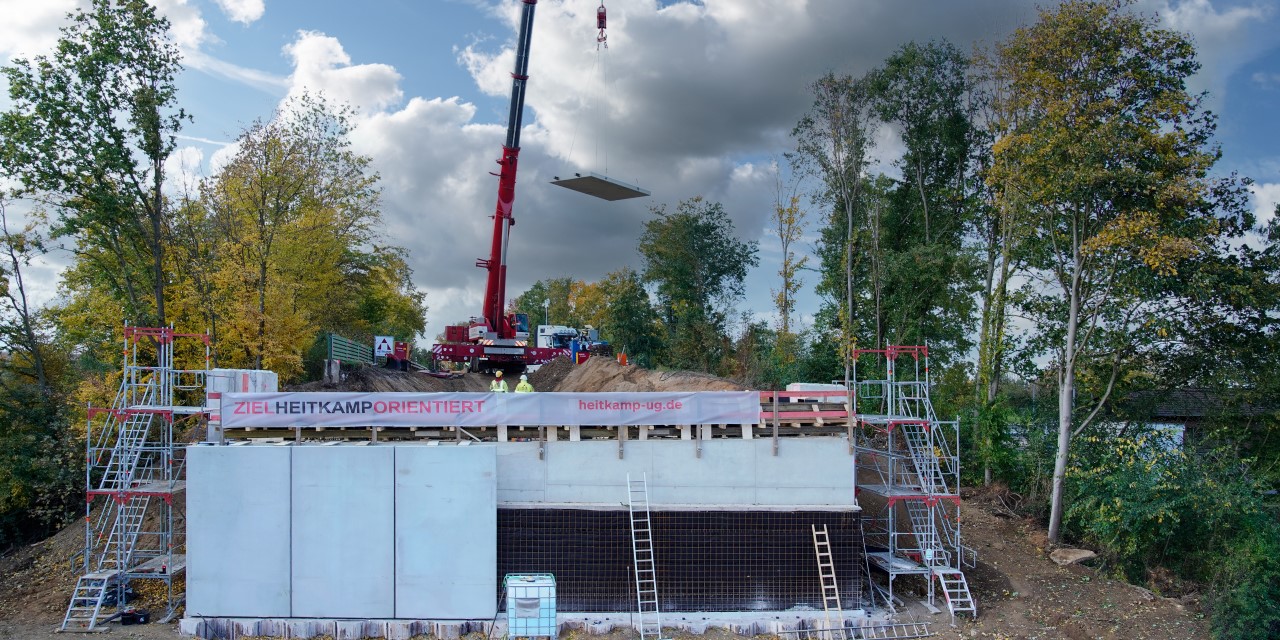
[432,0,643,373]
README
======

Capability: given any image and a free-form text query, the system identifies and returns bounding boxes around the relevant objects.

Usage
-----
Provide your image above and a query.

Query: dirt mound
[287,359,744,395]
[528,356,576,391]
[552,356,746,392]
[290,366,489,393]
[0,517,87,621]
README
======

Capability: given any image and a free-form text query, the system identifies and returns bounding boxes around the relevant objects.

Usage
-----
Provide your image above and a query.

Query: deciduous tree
[791,74,876,384]
[988,0,1250,542]
[639,197,758,373]
[0,0,187,325]
[201,94,387,377]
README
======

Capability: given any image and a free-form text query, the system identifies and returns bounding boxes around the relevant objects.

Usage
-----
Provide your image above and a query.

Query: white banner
[219,391,760,428]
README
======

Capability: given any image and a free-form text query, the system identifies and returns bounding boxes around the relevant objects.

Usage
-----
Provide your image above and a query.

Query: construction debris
[1049,548,1097,566]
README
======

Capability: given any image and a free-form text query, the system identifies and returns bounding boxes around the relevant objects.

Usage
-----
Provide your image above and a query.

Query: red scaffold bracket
[597,2,608,49]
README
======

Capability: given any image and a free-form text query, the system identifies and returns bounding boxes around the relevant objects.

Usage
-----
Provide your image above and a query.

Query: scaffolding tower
[851,346,976,621]
[61,325,209,632]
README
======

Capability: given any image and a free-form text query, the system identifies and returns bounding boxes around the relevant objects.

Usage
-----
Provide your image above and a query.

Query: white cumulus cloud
[0,0,81,61]
[284,31,404,115]
[151,0,212,51]
[213,0,265,24]
[1251,182,1280,226]
[1148,0,1279,109]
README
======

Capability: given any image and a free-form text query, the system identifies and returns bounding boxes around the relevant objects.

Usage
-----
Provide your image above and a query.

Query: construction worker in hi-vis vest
[490,370,509,392]
[516,374,534,393]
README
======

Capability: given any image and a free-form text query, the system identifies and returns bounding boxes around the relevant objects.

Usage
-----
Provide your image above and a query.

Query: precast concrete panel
[394,445,497,619]
[186,445,292,617]
[501,437,856,507]
[291,446,395,618]
[544,441,654,503]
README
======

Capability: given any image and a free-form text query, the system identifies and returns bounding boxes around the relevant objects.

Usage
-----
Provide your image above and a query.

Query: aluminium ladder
[812,525,846,640]
[855,621,933,639]
[627,473,663,640]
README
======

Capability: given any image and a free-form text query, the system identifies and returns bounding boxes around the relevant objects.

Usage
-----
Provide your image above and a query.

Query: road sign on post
[374,335,395,356]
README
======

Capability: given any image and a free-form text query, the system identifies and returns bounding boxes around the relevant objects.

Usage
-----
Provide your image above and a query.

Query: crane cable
[565,2,609,176]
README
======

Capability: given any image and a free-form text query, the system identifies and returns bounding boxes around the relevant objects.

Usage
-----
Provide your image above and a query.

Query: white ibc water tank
[505,574,556,638]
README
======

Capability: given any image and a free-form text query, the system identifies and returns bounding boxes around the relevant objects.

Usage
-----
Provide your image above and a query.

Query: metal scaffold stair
[812,525,846,639]
[627,473,663,640]
[61,573,114,632]
[95,384,157,493]
[897,421,948,495]
[902,500,949,568]
[98,496,151,573]
[933,569,975,620]
[63,325,210,632]
[852,346,975,622]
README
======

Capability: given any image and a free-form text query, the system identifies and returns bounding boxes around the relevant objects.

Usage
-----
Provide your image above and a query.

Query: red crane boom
[433,1,631,373]
[433,0,561,372]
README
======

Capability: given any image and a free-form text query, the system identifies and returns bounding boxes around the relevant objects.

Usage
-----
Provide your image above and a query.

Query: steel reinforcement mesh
[497,509,865,612]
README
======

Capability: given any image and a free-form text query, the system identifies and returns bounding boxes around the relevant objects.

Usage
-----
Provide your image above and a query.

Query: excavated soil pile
[527,356,576,391]
[0,516,85,622]
[550,356,745,392]
[291,366,489,393]
[292,357,746,395]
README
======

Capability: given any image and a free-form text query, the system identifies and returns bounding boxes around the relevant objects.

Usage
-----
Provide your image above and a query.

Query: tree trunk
[1049,356,1074,542]
[844,191,854,388]
[916,163,930,244]
[872,201,883,350]
[256,260,267,370]
[106,229,143,322]
[150,159,166,327]
[0,212,49,394]
[1048,246,1082,543]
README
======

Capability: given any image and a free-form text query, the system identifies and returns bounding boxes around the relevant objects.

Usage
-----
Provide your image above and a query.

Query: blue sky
[2,0,1278,347]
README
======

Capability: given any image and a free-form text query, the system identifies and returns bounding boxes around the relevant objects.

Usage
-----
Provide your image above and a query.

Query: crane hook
[597,2,608,49]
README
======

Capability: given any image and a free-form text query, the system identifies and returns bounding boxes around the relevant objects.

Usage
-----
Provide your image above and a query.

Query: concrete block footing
[180,617,488,639]
[181,611,876,640]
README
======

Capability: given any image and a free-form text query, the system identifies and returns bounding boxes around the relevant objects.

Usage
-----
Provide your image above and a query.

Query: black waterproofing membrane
[497,509,866,612]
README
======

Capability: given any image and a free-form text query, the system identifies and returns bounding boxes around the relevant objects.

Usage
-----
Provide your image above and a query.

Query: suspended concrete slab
[551,171,650,201]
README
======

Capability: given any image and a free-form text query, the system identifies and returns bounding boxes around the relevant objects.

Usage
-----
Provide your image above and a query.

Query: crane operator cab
[510,313,530,340]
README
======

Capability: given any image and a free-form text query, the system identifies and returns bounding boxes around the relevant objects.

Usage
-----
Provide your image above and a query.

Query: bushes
[0,384,81,551]
[1063,429,1280,639]
[1209,516,1280,640]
